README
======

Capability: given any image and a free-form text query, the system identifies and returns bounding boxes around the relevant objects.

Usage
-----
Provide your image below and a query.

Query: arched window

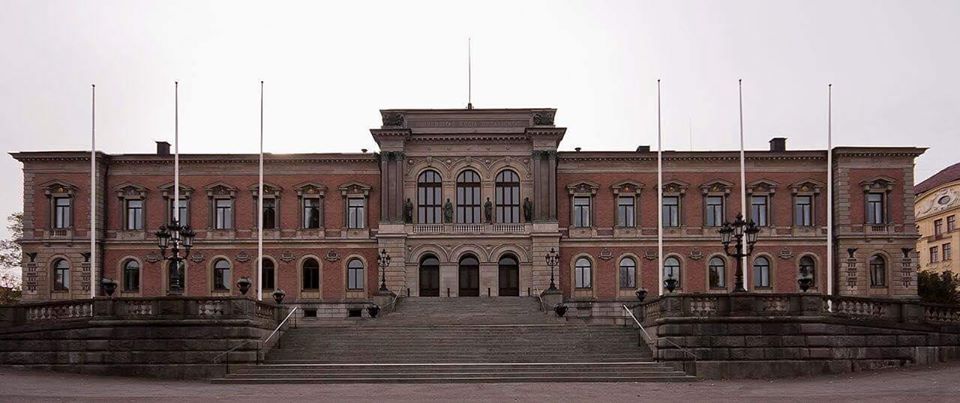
[53,259,70,291]
[870,255,886,287]
[708,257,725,289]
[302,258,320,290]
[753,256,771,288]
[261,259,275,291]
[619,257,637,289]
[213,259,232,290]
[123,259,140,291]
[799,256,816,284]
[347,259,364,290]
[456,170,481,224]
[495,170,521,223]
[417,170,442,224]
[664,257,681,288]
[575,258,592,289]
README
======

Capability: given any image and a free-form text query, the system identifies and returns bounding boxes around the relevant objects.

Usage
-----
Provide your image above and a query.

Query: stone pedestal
[540,288,563,312]
[372,289,397,313]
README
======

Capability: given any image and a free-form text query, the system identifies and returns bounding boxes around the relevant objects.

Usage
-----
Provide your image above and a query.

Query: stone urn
[798,276,813,292]
[272,288,286,305]
[236,277,252,295]
[553,304,568,317]
[367,305,381,318]
[101,277,118,297]
[635,288,648,302]
[664,278,678,293]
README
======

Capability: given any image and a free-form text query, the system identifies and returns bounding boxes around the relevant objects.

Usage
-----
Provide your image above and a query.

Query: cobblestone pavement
[2,363,960,402]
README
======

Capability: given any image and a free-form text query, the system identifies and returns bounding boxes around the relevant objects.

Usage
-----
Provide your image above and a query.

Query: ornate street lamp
[155,219,196,296]
[719,213,760,293]
[377,249,391,292]
[545,247,559,291]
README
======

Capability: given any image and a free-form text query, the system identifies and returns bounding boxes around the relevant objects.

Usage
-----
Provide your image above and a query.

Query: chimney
[156,141,171,156]
[769,137,786,152]
[636,145,651,152]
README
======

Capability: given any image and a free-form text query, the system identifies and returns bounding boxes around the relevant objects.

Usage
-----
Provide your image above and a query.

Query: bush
[918,270,960,305]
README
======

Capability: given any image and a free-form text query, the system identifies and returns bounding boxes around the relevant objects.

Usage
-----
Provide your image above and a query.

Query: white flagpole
[827,84,834,297]
[657,79,664,296]
[257,81,264,301]
[739,79,749,290]
[90,84,96,299]
[174,81,180,293]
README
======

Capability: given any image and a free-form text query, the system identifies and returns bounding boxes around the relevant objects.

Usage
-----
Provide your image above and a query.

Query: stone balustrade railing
[410,223,529,234]
[0,296,285,328]
[633,293,960,328]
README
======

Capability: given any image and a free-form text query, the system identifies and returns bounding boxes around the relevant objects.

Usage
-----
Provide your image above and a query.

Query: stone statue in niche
[523,197,533,222]
[443,199,453,223]
[484,198,493,224]
[403,198,413,224]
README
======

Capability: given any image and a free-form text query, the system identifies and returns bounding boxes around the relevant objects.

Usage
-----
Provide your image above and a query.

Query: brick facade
[10,108,924,302]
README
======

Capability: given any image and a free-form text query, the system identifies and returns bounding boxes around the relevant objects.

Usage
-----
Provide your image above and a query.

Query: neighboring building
[915,162,960,273]
[10,108,924,304]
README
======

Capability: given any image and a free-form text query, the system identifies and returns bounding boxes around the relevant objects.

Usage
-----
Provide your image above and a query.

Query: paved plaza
[2,363,960,402]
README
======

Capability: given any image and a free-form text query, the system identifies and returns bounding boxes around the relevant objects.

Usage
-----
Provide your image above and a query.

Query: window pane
[663,197,679,227]
[751,196,767,226]
[124,260,140,291]
[215,199,233,229]
[348,198,365,229]
[261,260,275,290]
[619,258,636,288]
[574,197,591,227]
[618,196,635,227]
[706,196,724,227]
[709,258,725,288]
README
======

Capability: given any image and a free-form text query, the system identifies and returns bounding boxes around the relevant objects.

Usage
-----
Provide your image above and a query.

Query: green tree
[918,270,960,305]
[0,212,23,304]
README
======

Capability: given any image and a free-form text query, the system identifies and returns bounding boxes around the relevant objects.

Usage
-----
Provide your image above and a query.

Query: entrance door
[458,255,480,297]
[498,255,520,296]
[419,256,440,297]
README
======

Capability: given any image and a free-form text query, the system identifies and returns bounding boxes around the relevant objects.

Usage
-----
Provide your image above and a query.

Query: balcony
[410,223,529,235]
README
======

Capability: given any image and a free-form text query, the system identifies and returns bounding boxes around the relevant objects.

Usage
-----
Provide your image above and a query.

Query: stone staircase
[212,297,695,383]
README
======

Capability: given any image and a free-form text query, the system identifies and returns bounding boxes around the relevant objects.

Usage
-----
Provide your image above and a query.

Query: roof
[916,161,960,195]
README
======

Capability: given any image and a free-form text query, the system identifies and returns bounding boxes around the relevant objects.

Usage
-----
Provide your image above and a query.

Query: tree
[918,270,960,305]
[0,212,23,304]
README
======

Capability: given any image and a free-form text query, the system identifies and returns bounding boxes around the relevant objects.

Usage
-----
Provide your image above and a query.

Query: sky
[1,0,959,239]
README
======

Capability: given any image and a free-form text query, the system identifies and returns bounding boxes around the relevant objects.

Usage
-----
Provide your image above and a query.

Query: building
[915,162,960,273]
[10,108,925,307]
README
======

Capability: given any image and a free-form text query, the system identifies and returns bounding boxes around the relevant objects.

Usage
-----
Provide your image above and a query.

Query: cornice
[558,151,828,162]
[13,152,378,165]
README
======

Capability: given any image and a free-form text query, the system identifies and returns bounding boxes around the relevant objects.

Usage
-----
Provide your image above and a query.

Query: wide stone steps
[212,362,696,384]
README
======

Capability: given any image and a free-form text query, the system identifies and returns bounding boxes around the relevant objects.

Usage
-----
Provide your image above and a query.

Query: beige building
[916,162,960,273]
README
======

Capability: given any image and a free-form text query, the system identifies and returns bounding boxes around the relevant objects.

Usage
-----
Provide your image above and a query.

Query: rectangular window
[347,266,364,290]
[930,247,939,263]
[662,196,680,227]
[619,264,636,288]
[935,219,944,236]
[168,198,188,225]
[794,196,812,226]
[949,216,957,232]
[303,198,321,228]
[866,193,885,224]
[705,196,724,227]
[944,244,953,261]
[125,199,143,230]
[214,199,233,229]
[53,197,71,229]
[617,196,635,227]
[347,198,365,229]
[573,197,591,227]
[261,198,276,229]
[751,196,768,226]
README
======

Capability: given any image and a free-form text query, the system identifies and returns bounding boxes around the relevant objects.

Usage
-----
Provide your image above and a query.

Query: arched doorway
[419,255,440,297]
[458,255,480,297]
[498,255,520,296]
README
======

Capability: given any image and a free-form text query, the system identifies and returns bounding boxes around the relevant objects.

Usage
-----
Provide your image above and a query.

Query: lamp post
[155,219,196,296]
[719,212,760,293]
[377,248,391,292]
[545,247,558,291]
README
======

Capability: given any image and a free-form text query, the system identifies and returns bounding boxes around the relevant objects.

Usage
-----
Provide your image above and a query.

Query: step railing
[622,304,697,367]
[212,306,299,375]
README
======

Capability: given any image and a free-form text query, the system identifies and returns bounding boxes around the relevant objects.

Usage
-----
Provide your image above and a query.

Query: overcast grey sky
[1,0,959,239]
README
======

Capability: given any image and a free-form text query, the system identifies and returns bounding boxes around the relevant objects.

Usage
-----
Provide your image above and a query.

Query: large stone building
[915,162,960,273]
[11,108,924,306]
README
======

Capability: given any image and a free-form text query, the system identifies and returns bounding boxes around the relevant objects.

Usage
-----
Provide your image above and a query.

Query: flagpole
[90,84,96,299]
[739,79,748,290]
[467,38,473,109]
[257,81,264,301]
[174,82,180,295]
[827,84,833,297]
[657,79,664,296]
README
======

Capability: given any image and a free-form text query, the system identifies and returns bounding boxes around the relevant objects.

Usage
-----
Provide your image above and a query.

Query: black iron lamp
[545,248,559,291]
[155,219,196,296]
[377,249,391,292]
[719,213,760,293]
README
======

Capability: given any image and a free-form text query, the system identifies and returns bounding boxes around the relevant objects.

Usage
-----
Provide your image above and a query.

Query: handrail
[212,306,299,374]
[382,288,402,313]
[621,304,697,363]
